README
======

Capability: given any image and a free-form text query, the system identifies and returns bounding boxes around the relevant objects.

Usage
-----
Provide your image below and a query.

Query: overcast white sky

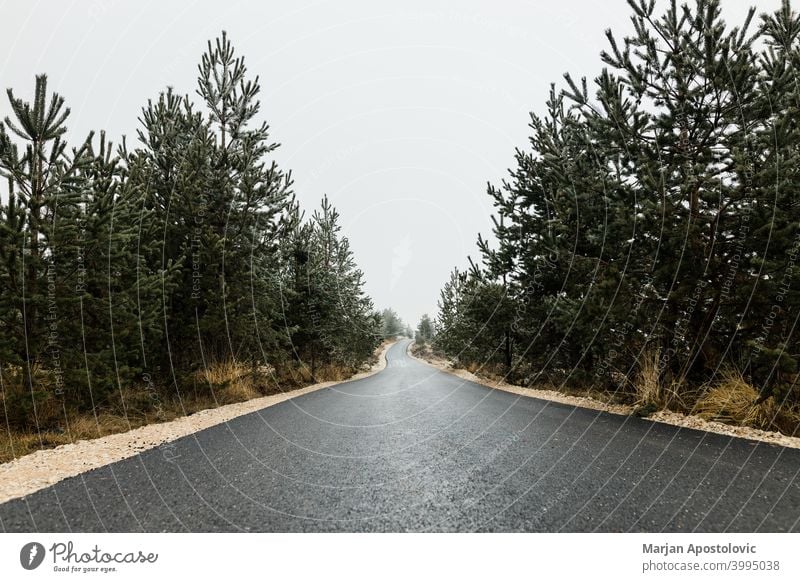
[0,0,760,327]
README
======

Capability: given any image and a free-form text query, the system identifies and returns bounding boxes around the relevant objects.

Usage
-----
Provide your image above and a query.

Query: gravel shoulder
[409,346,800,450]
[0,341,395,504]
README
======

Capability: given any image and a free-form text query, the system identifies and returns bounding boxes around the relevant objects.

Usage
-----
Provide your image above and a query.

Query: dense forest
[0,32,388,447]
[431,0,800,432]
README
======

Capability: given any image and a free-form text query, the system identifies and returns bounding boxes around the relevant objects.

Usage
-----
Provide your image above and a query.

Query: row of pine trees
[434,0,800,413]
[0,33,383,431]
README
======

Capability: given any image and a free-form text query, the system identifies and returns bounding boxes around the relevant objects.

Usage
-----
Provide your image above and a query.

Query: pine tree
[195,30,293,364]
[415,314,435,345]
[0,75,91,428]
[0,32,383,436]
[278,196,380,378]
[127,31,294,371]
[380,308,404,338]
[436,0,800,408]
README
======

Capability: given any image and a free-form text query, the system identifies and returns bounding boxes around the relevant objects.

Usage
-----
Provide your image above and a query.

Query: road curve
[1,339,799,532]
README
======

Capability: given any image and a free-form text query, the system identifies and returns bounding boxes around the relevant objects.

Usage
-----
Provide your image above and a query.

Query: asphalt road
[2,339,799,532]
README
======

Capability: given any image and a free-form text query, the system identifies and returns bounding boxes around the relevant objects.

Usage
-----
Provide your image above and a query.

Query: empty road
[1,339,799,532]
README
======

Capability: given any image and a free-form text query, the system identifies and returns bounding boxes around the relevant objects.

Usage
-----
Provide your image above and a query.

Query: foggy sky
[0,0,759,327]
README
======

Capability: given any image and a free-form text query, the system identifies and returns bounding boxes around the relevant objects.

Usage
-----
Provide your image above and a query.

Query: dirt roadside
[408,346,800,450]
[0,341,395,504]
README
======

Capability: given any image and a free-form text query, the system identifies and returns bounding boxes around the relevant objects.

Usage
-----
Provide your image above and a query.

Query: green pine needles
[0,33,382,439]
[433,0,800,427]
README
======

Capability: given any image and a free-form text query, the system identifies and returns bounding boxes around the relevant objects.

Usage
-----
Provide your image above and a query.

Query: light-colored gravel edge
[0,341,396,504]
[409,347,800,450]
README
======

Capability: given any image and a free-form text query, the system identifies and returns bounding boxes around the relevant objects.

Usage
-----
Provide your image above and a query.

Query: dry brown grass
[0,409,153,465]
[690,369,800,436]
[197,359,262,404]
[633,347,662,407]
[314,364,353,382]
[464,362,483,375]
[415,347,800,440]
[694,369,787,431]
[0,377,269,464]
[273,362,354,386]
[0,353,375,465]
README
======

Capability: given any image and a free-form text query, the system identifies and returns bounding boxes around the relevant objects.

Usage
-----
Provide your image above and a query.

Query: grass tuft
[692,368,800,434]
[634,347,662,407]
[197,360,261,404]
